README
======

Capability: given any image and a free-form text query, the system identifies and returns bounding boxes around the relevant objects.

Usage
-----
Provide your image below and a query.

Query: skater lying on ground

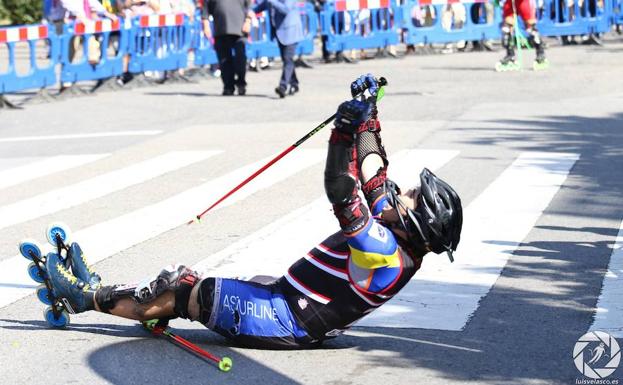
[42,74,463,349]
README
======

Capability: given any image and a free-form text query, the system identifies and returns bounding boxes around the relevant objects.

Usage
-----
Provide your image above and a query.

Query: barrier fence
[615,0,623,24]
[0,0,618,100]
[0,24,58,94]
[60,19,128,84]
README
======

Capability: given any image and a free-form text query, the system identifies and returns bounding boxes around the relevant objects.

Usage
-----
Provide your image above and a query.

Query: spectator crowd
[1,0,611,99]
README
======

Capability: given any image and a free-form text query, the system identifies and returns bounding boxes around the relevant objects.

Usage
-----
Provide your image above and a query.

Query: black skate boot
[527,26,549,70]
[496,24,520,72]
[533,48,549,70]
[496,50,520,72]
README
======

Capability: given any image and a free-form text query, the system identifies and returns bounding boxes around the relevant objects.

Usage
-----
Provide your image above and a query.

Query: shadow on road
[86,328,313,385]
[333,112,623,384]
[0,318,147,338]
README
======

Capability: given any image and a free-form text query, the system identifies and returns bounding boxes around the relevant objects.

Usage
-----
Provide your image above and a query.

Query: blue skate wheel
[19,239,42,261]
[36,284,53,306]
[27,262,46,283]
[44,307,70,328]
[46,222,71,247]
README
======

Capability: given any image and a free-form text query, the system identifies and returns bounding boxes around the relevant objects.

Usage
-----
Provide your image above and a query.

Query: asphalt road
[1,36,622,385]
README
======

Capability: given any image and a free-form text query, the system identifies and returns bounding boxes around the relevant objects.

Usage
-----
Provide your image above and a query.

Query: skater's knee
[187,281,202,321]
[195,277,217,325]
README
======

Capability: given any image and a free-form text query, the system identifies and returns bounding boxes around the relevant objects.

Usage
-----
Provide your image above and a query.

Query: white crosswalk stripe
[0,130,162,143]
[590,219,623,338]
[0,149,325,308]
[0,151,219,230]
[0,154,110,190]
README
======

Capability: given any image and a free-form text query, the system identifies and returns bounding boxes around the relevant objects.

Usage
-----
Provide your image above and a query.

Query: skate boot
[527,26,549,71]
[496,25,520,72]
[67,242,102,289]
[495,53,520,72]
[533,50,549,71]
[45,252,96,315]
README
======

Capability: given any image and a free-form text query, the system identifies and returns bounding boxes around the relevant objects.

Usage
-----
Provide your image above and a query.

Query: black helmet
[385,168,463,262]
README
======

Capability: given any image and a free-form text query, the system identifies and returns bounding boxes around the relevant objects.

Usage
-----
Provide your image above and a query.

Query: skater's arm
[354,75,389,216]
[324,99,371,234]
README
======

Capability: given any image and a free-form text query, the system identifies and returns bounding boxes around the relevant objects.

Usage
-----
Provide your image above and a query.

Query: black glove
[334,99,372,134]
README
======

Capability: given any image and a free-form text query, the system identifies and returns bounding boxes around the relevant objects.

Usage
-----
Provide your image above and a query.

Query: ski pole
[188,77,388,225]
[143,319,233,372]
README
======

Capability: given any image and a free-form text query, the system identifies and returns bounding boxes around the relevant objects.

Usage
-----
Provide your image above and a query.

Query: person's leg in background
[289,53,300,95]
[275,41,297,98]
[232,36,248,95]
[214,35,236,95]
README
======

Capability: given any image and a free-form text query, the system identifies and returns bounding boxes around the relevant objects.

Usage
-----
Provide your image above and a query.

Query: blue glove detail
[335,99,372,134]
[350,73,379,98]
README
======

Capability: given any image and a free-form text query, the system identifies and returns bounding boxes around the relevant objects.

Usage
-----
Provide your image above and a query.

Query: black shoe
[237,86,246,96]
[288,85,299,95]
[222,89,234,96]
[583,34,603,46]
[295,58,313,68]
[275,87,286,98]
[116,72,134,86]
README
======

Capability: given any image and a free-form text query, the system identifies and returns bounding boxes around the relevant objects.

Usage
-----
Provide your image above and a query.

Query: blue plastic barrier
[615,0,623,24]
[297,2,319,55]
[247,2,318,60]
[0,24,59,93]
[191,15,218,67]
[537,0,612,36]
[128,14,191,73]
[60,19,129,83]
[247,12,281,60]
[401,0,501,45]
[320,0,400,52]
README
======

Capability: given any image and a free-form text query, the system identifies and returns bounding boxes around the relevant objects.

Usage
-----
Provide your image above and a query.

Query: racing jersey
[277,195,423,341]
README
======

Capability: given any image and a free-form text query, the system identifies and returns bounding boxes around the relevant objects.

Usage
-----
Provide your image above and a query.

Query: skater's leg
[187,283,201,320]
[526,23,546,61]
[99,291,176,321]
[500,22,516,63]
[187,277,316,349]
[186,276,283,321]
[93,265,200,320]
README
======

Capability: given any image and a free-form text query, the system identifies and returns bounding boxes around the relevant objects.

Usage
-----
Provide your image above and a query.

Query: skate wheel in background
[44,307,70,328]
[36,284,53,306]
[19,239,42,261]
[27,262,46,283]
[46,222,71,247]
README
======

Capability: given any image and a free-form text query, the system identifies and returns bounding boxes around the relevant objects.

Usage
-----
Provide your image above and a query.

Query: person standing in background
[253,0,303,98]
[202,0,253,96]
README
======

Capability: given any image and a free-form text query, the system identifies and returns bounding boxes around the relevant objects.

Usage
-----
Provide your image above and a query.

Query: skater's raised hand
[334,99,372,134]
[350,73,380,98]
